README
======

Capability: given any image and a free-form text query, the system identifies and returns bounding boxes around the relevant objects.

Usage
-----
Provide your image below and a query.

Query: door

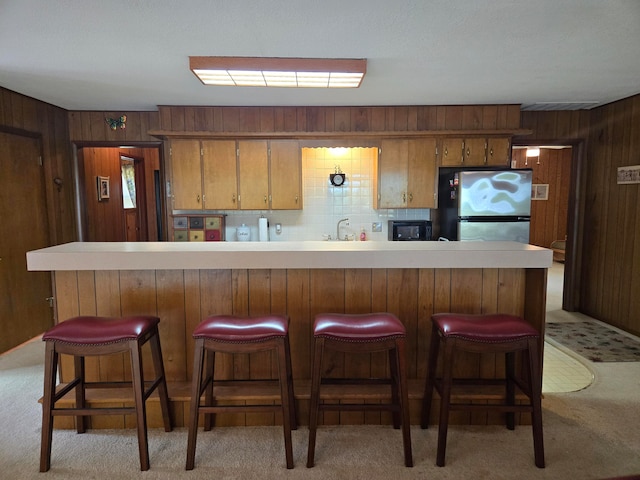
[378,139,409,208]
[202,140,238,209]
[0,132,52,352]
[170,140,202,210]
[238,140,269,209]
[269,140,301,209]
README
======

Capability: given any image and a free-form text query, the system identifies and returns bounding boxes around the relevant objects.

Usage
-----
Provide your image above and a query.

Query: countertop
[26,241,552,271]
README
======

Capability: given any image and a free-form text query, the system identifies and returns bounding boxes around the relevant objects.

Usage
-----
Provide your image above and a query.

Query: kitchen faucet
[337,218,349,241]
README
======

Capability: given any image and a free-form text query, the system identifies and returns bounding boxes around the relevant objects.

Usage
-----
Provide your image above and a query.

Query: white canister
[236,224,250,241]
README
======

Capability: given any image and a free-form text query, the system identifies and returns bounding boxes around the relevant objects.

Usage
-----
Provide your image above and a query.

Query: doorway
[511,145,573,311]
[0,131,53,352]
[77,146,162,241]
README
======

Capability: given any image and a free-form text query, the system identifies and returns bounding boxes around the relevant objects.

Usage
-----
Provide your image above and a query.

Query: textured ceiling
[1,0,639,112]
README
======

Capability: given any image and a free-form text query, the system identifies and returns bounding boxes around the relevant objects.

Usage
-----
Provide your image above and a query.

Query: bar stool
[307,313,413,468]
[185,315,297,470]
[420,313,545,468]
[40,315,173,472]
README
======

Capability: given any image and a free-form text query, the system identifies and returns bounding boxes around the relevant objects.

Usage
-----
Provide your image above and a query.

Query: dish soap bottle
[360,227,366,241]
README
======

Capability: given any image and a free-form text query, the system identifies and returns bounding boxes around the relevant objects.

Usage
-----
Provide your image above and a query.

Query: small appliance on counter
[388,220,432,241]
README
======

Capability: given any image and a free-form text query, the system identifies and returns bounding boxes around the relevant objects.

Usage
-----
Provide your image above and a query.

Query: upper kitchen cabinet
[269,140,302,210]
[202,140,238,210]
[486,137,511,166]
[237,140,269,210]
[377,138,437,209]
[169,139,203,210]
[440,137,511,167]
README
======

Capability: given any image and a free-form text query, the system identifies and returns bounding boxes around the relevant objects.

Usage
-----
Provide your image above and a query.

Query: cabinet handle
[489,147,494,157]
[402,192,406,203]
[409,192,413,202]
[444,147,448,156]
[232,193,236,203]
[466,148,471,157]
[264,194,268,204]
[197,194,200,203]
[295,194,299,203]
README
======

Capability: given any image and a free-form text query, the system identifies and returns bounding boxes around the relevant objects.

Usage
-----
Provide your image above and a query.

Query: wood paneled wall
[518,96,640,336]
[511,148,572,249]
[0,87,76,245]
[156,104,522,133]
[68,111,160,143]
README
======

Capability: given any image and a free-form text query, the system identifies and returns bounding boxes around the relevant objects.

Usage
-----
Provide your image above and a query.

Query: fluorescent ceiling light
[526,148,540,157]
[190,56,366,88]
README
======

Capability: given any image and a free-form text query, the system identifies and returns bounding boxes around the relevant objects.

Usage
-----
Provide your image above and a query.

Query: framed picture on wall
[531,184,549,201]
[97,176,110,201]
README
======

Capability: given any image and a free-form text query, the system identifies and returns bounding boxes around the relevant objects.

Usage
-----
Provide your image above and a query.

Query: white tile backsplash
[223,147,431,242]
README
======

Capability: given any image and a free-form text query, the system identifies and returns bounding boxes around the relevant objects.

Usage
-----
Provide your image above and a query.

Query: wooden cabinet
[238,139,301,210]
[169,140,203,210]
[269,140,301,210]
[440,137,511,167]
[377,138,437,208]
[202,140,238,210]
[170,139,239,210]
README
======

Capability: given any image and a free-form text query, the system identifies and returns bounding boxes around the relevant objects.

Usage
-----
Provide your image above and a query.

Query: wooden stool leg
[421,324,440,429]
[388,347,401,429]
[436,339,456,467]
[505,351,516,430]
[74,355,87,434]
[527,338,545,468]
[395,338,413,467]
[129,339,150,471]
[203,349,215,431]
[186,338,206,470]
[40,342,57,472]
[284,334,297,430]
[306,337,324,468]
[276,339,294,469]
[149,330,173,432]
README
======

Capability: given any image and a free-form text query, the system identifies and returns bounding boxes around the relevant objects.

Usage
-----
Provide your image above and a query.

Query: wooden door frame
[512,138,586,312]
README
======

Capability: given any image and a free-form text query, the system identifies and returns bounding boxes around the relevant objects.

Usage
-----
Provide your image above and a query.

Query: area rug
[545,321,640,362]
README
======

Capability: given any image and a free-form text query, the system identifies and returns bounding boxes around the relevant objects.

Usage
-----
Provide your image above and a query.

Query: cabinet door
[463,138,487,166]
[238,140,269,210]
[170,139,202,210]
[441,138,464,166]
[407,138,437,208]
[269,140,301,210]
[486,137,511,166]
[378,139,409,208]
[202,140,238,210]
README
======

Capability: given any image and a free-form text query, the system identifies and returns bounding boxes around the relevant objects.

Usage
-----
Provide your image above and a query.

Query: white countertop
[26,241,552,271]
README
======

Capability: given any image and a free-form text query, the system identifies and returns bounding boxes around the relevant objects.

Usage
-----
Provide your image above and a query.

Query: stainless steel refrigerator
[437,168,532,242]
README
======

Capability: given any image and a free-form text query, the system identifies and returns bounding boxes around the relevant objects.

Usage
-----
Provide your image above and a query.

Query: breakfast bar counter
[28,241,552,428]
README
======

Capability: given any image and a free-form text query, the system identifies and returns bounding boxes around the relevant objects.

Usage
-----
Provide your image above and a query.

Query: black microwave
[388,220,432,241]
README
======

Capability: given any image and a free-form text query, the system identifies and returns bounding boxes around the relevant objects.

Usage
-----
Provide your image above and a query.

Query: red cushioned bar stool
[420,313,545,468]
[40,315,173,472]
[185,315,297,470]
[307,313,413,468]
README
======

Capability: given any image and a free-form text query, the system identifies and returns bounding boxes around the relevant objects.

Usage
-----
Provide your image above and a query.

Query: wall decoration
[531,184,549,201]
[617,165,640,184]
[97,176,110,201]
[105,114,127,130]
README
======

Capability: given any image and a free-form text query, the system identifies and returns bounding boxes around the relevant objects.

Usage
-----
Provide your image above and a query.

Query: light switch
[275,223,282,235]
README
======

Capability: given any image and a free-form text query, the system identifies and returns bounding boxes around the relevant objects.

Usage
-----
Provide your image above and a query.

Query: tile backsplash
[222,147,431,242]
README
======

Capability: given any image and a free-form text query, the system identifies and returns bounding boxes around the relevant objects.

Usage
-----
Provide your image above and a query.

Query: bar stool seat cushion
[193,315,288,342]
[42,315,159,345]
[432,313,539,343]
[314,313,406,341]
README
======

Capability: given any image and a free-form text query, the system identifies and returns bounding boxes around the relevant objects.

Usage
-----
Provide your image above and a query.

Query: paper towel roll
[258,217,269,242]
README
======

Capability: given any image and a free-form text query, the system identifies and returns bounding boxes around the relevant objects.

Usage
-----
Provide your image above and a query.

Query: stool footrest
[51,406,137,416]
[447,404,534,413]
[197,404,283,414]
[319,403,399,412]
